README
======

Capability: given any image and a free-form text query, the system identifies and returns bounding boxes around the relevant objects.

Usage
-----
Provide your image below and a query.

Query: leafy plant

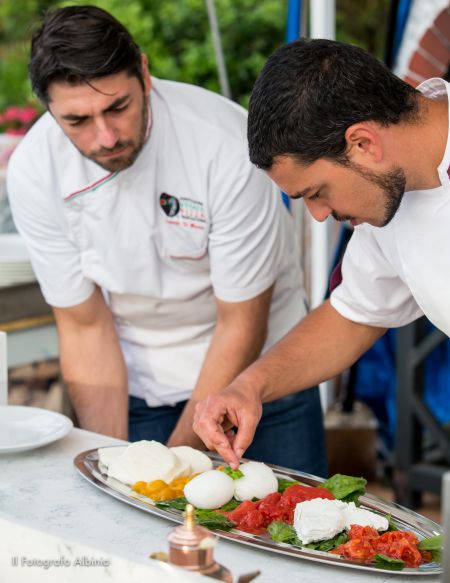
[0,0,391,111]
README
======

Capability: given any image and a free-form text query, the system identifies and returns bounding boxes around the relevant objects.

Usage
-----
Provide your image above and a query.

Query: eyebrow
[289,186,318,200]
[61,95,131,122]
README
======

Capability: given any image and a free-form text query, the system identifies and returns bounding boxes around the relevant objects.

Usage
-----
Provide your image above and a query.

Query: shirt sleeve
[330,225,423,327]
[7,149,95,308]
[207,144,293,302]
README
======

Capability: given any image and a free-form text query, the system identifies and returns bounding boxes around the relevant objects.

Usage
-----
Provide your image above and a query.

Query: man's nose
[304,198,332,222]
[94,118,118,149]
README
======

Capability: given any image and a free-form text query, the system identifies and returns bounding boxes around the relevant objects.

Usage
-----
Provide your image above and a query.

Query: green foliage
[0,0,391,111]
[336,0,390,59]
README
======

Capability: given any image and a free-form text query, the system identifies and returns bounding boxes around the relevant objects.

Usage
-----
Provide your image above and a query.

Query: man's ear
[344,122,383,165]
[140,54,152,95]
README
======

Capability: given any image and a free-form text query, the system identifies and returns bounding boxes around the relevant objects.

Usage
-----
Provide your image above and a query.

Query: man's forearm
[167,289,271,447]
[54,290,129,439]
[235,299,386,403]
[193,300,387,466]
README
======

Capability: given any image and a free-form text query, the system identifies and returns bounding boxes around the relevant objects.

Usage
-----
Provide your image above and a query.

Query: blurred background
[0,0,390,111]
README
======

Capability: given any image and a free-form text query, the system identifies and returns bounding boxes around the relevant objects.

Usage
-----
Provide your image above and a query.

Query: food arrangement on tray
[74,440,443,575]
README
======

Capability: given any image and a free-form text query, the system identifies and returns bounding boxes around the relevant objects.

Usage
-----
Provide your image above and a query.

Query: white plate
[0,406,73,453]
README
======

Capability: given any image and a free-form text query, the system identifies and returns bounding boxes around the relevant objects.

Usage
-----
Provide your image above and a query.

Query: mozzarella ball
[184,470,235,509]
[98,446,127,474]
[170,446,213,475]
[234,461,278,501]
[106,440,181,485]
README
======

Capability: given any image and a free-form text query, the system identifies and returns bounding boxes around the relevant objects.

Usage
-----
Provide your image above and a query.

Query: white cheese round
[170,446,213,475]
[294,499,347,544]
[344,502,389,531]
[106,440,181,486]
[184,470,235,509]
[234,461,278,501]
[97,446,127,474]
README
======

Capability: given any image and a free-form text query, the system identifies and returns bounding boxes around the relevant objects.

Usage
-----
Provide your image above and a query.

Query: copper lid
[167,504,217,570]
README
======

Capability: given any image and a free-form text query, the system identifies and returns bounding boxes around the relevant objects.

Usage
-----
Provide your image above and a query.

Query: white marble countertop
[0,428,441,582]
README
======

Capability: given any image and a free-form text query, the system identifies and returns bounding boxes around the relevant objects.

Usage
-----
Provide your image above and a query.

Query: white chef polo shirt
[8,78,307,406]
[331,79,450,336]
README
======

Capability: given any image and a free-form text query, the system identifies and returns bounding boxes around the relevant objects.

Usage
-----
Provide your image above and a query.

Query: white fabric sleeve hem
[40,281,96,309]
[213,273,276,303]
[330,289,423,329]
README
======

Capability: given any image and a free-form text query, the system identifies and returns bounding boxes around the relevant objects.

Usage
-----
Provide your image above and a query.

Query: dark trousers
[128,387,327,477]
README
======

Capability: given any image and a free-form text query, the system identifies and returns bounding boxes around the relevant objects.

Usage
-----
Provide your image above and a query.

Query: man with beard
[7,6,327,475]
[193,38,450,467]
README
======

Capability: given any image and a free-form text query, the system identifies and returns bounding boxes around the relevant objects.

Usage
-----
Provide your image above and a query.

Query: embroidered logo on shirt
[160,193,180,217]
[160,194,206,230]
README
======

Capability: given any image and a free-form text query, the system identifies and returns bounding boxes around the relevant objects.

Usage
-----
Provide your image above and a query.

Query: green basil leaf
[224,466,244,480]
[194,509,234,531]
[381,513,399,532]
[304,530,348,552]
[418,534,443,562]
[319,474,367,503]
[220,497,241,512]
[267,521,301,546]
[374,554,405,571]
[277,478,299,493]
[155,497,188,511]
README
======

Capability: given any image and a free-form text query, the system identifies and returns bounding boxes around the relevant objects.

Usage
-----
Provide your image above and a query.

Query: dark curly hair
[29,5,144,105]
[248,38,419,169]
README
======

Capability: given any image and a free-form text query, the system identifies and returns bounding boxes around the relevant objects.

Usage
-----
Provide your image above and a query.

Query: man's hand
[193,380,263,468]
[193,301,387,466]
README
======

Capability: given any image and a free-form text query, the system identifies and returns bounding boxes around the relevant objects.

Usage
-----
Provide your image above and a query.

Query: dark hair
[248,38,419,169]
[29,5,144,105]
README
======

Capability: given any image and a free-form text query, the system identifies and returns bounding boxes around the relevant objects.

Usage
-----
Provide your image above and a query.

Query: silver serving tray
[74,447,442,575]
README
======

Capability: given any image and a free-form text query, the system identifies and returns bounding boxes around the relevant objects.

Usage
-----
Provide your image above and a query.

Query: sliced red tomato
[420,550,433,563]
[235,508,266,534]
[332,538,377,563]
[226,500,258,524]
[282,484,336,504]
[257,492,288,523]
[347,525,379,541]
[372,531,422,568]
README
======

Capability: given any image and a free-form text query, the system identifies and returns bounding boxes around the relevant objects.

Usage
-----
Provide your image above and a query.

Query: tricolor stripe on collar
[64,171,120,202]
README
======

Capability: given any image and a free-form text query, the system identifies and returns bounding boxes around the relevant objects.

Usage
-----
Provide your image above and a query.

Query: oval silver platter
[74,447,442,576]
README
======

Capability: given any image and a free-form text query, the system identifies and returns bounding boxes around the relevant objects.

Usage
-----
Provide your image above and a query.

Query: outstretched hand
[193,383,263,468]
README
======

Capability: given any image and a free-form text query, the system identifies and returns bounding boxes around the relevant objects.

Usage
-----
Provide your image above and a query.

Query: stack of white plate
[0,233,36,288]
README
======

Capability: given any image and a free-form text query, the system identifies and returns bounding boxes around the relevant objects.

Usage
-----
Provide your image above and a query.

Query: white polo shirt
[331,79,450,336]
[8,78,307,406]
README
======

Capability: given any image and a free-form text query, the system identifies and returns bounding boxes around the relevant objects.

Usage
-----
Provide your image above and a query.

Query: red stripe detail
[329,260,343,293]
[64,172,115,200]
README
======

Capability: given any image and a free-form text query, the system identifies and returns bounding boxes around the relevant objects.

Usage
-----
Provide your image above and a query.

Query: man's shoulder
[152,78,248,143]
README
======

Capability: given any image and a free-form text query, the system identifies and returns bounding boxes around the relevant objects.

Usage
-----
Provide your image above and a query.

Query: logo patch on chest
[160,193,180,217]
[159,193,206,229]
